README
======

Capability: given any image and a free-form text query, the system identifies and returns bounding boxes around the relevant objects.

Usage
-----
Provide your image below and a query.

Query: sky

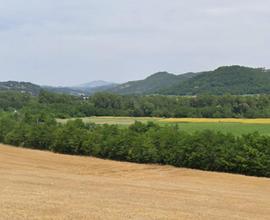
[0,0,269,86]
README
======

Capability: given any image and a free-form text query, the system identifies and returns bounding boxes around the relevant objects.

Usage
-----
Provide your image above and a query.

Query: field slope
[1,144,270,220]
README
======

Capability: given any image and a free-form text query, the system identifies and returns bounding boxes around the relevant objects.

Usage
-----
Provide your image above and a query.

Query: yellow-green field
[57,117,270,135]
[163,118,270,124]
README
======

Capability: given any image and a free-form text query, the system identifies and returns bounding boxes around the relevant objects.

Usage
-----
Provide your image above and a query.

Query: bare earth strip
[0,144,270,220]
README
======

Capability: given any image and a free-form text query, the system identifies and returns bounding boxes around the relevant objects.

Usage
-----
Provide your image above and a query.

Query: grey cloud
[0,0,269,85]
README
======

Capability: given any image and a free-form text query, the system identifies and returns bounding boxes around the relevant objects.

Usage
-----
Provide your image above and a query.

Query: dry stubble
[0,144,270,220]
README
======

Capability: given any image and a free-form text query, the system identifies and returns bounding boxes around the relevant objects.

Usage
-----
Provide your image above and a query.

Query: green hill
[2,66,270,96]
[162,66,270,95]
[0,81,85,96]
[0,81,41,96]
[108,71,196,94]
[107,66,270,95]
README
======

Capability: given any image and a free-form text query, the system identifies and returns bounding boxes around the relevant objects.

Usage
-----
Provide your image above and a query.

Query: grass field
[1,144,270,220]
[57,116,161,125]
[58,116,270,135]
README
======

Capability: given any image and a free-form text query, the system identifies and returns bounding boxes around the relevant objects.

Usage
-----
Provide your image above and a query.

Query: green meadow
[57,116,270,136]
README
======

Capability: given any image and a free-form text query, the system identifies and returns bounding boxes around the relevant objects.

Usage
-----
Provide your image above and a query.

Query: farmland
[57,116,270,136]
[1,144,270,220]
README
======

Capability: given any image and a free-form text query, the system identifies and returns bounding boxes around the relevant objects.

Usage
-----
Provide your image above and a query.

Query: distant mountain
[75,80,115,89]
[161,66,270,95]
[2,66,270,96]
[80,83,118,94]
[0,81,41,96]
[43,80,117,96]
[42,86,87,96]
[0,80,116,96]
[107,71,197,95]
[72,81,118,94]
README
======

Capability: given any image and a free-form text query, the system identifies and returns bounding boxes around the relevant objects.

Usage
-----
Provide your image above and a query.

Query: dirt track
[1,144,270,220]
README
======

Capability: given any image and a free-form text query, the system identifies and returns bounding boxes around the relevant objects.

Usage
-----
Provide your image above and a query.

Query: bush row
[1,111,270,177]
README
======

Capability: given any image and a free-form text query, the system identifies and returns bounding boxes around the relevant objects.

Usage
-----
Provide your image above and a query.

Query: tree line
[1,110,270,177]
[2,90,270,118]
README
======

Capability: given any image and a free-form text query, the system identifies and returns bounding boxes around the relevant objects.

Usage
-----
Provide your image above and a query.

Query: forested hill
[0,81,41,96]
[161,66,270,95]
[2,66,270,96]
[107,71,197,95]
[0,81,86,96]
[107,66,270,95]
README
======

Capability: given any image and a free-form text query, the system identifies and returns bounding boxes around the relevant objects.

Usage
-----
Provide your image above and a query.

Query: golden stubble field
[1,144,270,220]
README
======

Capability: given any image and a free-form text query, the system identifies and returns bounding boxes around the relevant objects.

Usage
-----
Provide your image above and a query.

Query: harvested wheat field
[1,144,270,220]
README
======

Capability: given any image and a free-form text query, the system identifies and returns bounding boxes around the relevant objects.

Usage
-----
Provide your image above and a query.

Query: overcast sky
[0,0,269,86]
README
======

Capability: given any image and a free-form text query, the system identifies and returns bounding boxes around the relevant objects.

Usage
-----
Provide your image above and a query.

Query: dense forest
[161,66,270,95]
[107,71,197,94]
[106,66,270,95]
[0,110,270,177]
[2,90,270,118]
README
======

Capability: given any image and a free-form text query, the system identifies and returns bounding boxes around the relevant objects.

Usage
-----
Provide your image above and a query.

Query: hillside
[107,71,196,94]
[0,81,87,96]
[0,81,41,96]
[2,66,270,96]
[0,81,116,96]
[105,66,270,95]
[1,144,270,220]
[162,66,270,95]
